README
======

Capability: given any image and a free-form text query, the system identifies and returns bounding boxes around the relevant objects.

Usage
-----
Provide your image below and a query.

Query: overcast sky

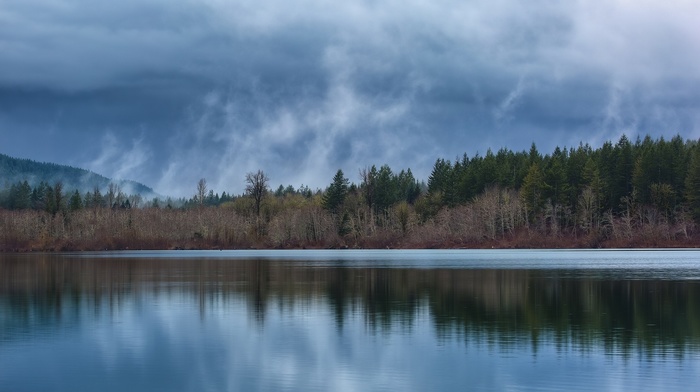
[2,0,700,196]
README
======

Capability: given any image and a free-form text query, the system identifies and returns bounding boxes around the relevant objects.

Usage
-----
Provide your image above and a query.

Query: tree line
[0,181,146,213]
[2,134,700,250]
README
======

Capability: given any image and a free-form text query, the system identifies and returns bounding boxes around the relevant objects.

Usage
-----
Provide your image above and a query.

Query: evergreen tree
[32,182,50,210]
[45,185,57,214]
[520,163,548,220]
[360,165,379,212]
[566,144,591,210]
[69,190,83,211]
[477,149,498,194]
[322,170,349,214]
[427,158,455,206]
[396,169,421,204]
[528,142,542,166]
[582,157,604,215]
[91,187,104,208]
[668,134,689,199]
[53,181,64,213]
[632,136,656,205]
[613,135,634,209]
[650,183,674,219]
[9,181,31,209]
[544,148,569,206]
[374,165,397,214]
[685,145,700,221]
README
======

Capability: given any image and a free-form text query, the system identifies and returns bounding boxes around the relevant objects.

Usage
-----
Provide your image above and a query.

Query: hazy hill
[0,153,157,197]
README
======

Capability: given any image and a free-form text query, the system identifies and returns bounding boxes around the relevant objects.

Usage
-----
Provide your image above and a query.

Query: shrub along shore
[0,200,697,252]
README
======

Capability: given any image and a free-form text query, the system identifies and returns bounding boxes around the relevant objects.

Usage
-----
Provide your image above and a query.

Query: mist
[2,0,700,197]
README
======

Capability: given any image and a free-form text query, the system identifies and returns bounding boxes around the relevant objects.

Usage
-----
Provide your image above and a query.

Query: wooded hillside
[0,153,155,198]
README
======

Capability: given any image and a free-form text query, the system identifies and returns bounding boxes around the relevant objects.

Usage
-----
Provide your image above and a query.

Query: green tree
[360,165,379,212]
[374,164,397,214]
[581,157,604,215]
[91,187,104,209]
[520,163,548,221]
[9,181,31,210]
[632,136,656,205]
[51,182,65,214]
[685,145,700,221]
[396,169,421,204]
[650,183,674,219]
[69,190,83,211]
[565,144,591,208]
[45,185,57,214]
[322,169,349,214]
[476,149,498,194]
[32,182,50,210]
[528,142,542,166]
[613,135,634,210]
[543,148,569,206]
[427,158,455,206]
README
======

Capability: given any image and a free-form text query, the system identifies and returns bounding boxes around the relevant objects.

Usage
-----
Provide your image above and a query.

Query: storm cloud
[1,0,699,196]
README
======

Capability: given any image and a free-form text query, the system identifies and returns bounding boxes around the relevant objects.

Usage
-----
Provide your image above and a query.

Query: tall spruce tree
[69,190,83,211]
[520,163,548,220]
[685,145,700,221]
[322,170,349,214]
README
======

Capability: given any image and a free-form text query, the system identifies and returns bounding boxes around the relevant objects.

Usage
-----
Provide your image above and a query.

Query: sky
[1,0,700,197]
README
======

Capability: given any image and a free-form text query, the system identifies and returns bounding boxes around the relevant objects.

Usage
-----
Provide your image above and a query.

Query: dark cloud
[1,0,699,196]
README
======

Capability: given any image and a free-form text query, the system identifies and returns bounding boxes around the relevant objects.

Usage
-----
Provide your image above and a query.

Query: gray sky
[2,0,700,196]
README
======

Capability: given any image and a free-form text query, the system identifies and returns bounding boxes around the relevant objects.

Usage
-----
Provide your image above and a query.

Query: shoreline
[2,207,699,253]
[3,238,699,253]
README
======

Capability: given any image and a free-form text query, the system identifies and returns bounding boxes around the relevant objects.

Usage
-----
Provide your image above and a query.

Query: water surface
[1,250,700,391]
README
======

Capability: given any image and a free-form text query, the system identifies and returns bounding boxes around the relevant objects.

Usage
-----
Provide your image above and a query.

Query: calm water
[1,249,700,391]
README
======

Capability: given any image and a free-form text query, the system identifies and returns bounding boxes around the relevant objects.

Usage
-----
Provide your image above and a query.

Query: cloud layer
[1,0,699,196]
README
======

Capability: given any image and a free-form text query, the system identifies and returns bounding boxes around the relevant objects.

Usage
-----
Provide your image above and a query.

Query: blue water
[1,250,700,391]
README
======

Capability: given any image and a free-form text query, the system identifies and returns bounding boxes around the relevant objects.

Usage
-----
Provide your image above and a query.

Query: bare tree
[197,178,208,206]
[53,181,64,213]
[131,194,143,209]
[246,170,269,216]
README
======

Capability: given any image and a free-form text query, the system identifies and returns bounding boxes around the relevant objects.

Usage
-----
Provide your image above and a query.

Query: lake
[1,249,700,391]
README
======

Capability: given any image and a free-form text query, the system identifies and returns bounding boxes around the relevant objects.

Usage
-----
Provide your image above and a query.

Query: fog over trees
[2,134,700,250]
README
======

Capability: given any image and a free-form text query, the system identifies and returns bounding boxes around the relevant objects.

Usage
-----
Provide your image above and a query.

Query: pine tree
[632,137,655,205]
[520,163,548,220]
[360,165,378,212]
[374,165,396,214]
[427,158,455,206]
[69,190,83,211]
[322,169,349,214]
[544,149,569,206]
[685,145,700,221]
[582,157,604,215]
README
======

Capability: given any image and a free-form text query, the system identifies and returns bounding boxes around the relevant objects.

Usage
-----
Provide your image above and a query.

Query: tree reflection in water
[1,253,699,357]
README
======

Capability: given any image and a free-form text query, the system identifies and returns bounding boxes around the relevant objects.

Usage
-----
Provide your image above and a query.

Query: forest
[0,152,155,198]
[2,134,700,251]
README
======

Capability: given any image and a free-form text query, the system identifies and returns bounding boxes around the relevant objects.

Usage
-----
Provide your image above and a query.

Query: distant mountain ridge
[0,153,156,197]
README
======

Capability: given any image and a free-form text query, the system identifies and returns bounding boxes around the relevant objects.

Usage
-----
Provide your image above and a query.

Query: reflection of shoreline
[2,254,700,355]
